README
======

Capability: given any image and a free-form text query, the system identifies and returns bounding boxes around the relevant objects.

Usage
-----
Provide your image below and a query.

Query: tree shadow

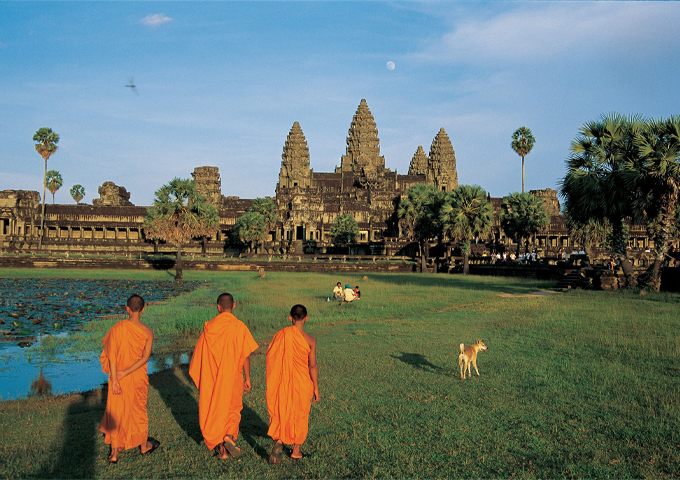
[239,401,270,460]
[391,352,446,374]
[33,388,107,479]
[149,366,202,444]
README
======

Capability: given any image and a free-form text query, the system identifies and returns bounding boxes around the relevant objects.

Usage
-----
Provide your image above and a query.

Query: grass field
[0,269,679,478]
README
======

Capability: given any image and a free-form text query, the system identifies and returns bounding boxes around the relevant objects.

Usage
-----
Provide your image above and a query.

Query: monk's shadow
[240,402,270,460]
[391,352,447,374]
[150,366,202,444]
[33,388,107,479]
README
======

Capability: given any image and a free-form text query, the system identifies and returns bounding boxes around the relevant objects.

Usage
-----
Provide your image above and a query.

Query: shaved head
[217,293,234,311]
[127,294,145,312]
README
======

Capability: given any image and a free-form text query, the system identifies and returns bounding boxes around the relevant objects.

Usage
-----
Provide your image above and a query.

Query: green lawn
[0,270,678,478]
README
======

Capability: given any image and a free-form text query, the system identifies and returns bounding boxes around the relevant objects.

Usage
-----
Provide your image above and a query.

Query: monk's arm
[243,356,252,392]
[118,332,154,380]
[308,338,320,402]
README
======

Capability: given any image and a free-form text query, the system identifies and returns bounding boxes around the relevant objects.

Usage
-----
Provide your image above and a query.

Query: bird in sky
[125,77,138,95]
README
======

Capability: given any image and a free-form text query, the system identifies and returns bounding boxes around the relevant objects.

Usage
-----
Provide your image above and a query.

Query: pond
[0,278,201,401]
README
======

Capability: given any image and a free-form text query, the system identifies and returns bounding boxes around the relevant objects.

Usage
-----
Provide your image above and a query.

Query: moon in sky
[386,61,395,70]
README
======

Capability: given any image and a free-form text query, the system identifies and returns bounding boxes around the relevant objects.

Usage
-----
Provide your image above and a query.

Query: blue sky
[2,1,680,206]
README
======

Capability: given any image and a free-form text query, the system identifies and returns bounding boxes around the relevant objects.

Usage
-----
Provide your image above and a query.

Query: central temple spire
[340,99,385,173]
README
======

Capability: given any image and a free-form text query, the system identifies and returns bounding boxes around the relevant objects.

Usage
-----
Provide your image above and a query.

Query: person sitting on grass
[353,285,361,300]
[99,294,160,464]
[341,284,355,305]
[266,304,320,464]
[332,282,343,300]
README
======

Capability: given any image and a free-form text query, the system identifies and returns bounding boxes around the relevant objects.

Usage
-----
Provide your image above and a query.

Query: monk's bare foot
[218,443,229,460]
[268,441,283,464]
[222,436,241,458]
[141,438,160,455]
[291,444,303,460]
[108,447,122,464]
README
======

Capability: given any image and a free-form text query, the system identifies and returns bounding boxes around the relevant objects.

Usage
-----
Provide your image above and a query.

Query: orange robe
[266,326,314,445]
[98,320,149,451]
[189,312,258,450]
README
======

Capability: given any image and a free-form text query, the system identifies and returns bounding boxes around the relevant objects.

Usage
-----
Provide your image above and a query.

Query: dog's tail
[459,343,465,354]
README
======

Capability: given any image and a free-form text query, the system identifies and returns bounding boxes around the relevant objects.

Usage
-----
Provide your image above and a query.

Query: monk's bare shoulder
[301,331,316,350]
[132,320,154,340]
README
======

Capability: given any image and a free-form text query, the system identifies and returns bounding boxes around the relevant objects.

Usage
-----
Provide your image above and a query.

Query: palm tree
[233,211,267,253]
[143,178,219,281]
[248,197,278,253]
[397,184,441,272]
[70,184,85,204]
[511,127,535,193]
[440,185,493,274]
[561,113,643,287]
[500,192,549,255]
[634,116,680,291]
[33,128,59,248]
[45,170,63,204]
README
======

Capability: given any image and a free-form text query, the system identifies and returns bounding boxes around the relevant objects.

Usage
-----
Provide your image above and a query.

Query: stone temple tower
[338,99,387,190]
[408,145,428,176]
[427,128,458,192]
[278,121,311,190]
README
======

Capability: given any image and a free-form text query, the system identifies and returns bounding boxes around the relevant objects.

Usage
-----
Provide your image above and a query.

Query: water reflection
[0,340,191,401]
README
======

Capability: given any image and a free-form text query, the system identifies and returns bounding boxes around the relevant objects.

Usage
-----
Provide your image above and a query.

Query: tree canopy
[33,127,59,248]
[144,178,219,281]
[233,211,267,253]
[511,126,535,193]
[45,170,63,204]
[500,192,549,255]
[440,185,493,274]
[330,214,359,248]
[70,185,85,204]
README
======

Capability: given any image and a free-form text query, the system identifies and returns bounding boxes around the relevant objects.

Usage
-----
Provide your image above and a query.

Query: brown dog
[459,339,487,380]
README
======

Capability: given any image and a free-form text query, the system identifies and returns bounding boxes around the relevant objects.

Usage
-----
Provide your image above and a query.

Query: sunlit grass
[0,270,678,477]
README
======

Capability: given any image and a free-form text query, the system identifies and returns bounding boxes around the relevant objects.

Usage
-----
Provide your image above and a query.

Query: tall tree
[69,184,85,204]
[440,185,493,274]
[248,197,278,252]
[561,113,643,287]
[500,192,549,255]
[397,184,441,272]
[45,170,63,204]
[329,214,359,250]
[233,211,267,253]
[511,126,535,193]
[143,178,219,281]
[33,127,59,247]
[634,116,680,291]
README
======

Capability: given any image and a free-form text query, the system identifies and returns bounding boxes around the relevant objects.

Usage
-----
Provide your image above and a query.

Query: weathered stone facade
[0,98,661,261]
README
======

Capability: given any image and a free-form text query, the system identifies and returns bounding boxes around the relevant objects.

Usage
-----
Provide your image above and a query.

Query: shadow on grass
[240,402,270,460]
[34,389,107,479]
[392,352,445,374]
[150,367,202,444]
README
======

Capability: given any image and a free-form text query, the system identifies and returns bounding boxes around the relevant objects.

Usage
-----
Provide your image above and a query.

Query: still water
[0,278,201,401]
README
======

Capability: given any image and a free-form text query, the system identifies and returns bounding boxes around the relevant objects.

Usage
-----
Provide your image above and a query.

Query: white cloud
[141,13,172,28]
[415,3,680,66]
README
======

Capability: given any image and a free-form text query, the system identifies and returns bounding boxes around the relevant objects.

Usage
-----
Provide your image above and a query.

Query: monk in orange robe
[189,292,259,459]
[266,304,320,464]
[99,294,160,464]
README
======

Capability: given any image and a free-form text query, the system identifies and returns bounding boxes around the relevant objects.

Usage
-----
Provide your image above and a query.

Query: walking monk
[189,293,259,459]
[99,294,160,464]
[266,304,320,464]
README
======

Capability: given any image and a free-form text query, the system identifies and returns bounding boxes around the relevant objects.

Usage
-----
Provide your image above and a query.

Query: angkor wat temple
[0,99,654,260]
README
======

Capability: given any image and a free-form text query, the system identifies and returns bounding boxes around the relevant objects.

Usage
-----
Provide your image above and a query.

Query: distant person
[189,293,259,459]
[353,285,361,299]
[341,284,355,304]
[332,282,343,300]
[99,294,160,464]
[266,304,320,464]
